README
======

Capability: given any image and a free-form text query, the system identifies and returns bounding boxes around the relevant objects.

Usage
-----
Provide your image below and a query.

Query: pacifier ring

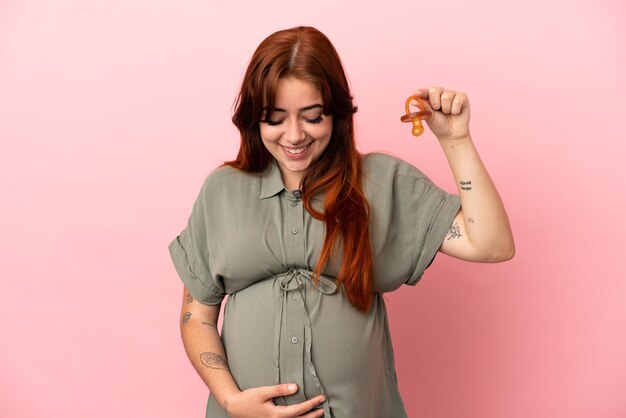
[400,111,431,122]
[400,95,431,137]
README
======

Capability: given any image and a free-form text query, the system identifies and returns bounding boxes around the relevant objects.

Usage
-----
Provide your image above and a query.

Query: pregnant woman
[168,25,514,418]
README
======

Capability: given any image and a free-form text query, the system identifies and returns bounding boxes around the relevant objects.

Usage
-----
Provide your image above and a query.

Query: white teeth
[285,145,308,154]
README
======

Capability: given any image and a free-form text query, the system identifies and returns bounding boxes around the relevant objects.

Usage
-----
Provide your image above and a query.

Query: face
[259,77,333,191]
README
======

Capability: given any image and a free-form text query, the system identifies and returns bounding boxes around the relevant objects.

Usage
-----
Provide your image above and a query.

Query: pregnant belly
[220,275,393,408]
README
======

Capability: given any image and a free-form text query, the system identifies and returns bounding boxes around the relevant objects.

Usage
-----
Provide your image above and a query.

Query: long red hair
[225,26,374,314]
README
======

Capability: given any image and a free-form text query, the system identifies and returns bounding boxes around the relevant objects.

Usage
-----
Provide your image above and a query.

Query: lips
[281,143,311,158]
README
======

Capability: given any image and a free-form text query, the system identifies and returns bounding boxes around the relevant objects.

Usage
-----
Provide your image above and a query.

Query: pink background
[1,0,624,417]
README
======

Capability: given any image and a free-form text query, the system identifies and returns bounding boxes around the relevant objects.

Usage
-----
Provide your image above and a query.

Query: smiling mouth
[282,144,310,155]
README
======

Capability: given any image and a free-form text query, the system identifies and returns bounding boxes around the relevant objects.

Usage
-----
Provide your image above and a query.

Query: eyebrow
[267,104,323,113]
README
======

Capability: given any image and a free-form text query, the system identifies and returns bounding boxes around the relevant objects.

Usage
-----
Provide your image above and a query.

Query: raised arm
[413,87,515,262]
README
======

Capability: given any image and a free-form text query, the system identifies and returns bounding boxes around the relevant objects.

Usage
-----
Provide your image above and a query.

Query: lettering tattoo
[202,321,217,329]
[460,180,472,191]
[200,352,229,370]
[446,223,462,240]
[182,312,191,325]
[185,291,193,304]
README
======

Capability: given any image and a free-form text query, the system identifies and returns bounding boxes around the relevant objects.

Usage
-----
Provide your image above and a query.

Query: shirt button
[291,336,299,344]
[292,294,298,300]
[293,190,301,199]
[291,228,299,234]
[291,201,298,207]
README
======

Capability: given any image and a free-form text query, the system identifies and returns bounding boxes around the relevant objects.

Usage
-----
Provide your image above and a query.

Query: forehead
[272,77,323,109]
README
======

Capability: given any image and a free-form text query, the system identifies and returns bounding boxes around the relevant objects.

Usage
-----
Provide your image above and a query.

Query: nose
[285,119,306,145]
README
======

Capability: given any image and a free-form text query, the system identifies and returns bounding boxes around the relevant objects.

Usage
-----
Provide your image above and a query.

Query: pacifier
[400,95,432,136]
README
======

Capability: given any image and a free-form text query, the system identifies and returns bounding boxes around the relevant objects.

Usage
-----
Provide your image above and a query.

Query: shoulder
[198,164,260,196]
[361,152,431,184]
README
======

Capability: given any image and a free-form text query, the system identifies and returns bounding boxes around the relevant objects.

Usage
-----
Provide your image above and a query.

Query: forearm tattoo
[185,290,193,304]
[446,223,462,240]
[460,180,472,191]
[182,312,191,325]
[200,352,229,370]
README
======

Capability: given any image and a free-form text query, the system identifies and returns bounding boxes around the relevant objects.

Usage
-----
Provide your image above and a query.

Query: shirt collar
[259,159,286,199]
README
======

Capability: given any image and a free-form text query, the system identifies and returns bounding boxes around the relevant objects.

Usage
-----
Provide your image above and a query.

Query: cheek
[322,118,333,139]
[259,127,280,144]
[320,123,333,141]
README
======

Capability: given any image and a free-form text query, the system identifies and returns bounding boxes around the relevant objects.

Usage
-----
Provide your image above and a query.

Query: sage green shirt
[168,152,461,418]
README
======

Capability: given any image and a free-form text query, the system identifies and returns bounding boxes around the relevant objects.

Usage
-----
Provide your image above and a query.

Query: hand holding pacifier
[406,87,472,142]
[400,96,431,136]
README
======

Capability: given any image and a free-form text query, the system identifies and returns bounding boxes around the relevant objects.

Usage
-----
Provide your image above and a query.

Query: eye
[306,115,323,124]
[261,119,284,126]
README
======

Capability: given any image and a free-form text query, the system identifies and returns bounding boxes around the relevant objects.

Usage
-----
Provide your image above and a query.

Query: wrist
[219,386,241,412]
[437,133,473,147]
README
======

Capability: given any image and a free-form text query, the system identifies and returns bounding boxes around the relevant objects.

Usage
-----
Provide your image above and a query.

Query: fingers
[277,395,325,418]
[409,90,433,115]
[412,88,429,100]
[429,87,449,112]
[258,383,299,399]
[413,87,469,115]
[257,383,326,418]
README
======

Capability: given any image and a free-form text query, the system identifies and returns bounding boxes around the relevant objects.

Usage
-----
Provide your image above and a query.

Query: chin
[282,160,312,173]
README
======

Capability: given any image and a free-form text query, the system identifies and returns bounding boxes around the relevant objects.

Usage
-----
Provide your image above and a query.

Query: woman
[168,26,514,418]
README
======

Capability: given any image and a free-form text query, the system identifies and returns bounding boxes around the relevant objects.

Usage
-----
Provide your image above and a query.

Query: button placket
[279,271,305,403]
[277,191,311,402]
[294,191,306,264]
[274,269,337,410]
[285,190,305,266]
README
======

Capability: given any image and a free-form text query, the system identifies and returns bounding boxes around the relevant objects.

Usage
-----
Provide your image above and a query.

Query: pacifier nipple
[400,95,432,137]
[411,119,424,136]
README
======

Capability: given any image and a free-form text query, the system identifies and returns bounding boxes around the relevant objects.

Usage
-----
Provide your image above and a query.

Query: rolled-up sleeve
[168,177,226,305]
[405,179,461,286]
[363,153,462,292]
